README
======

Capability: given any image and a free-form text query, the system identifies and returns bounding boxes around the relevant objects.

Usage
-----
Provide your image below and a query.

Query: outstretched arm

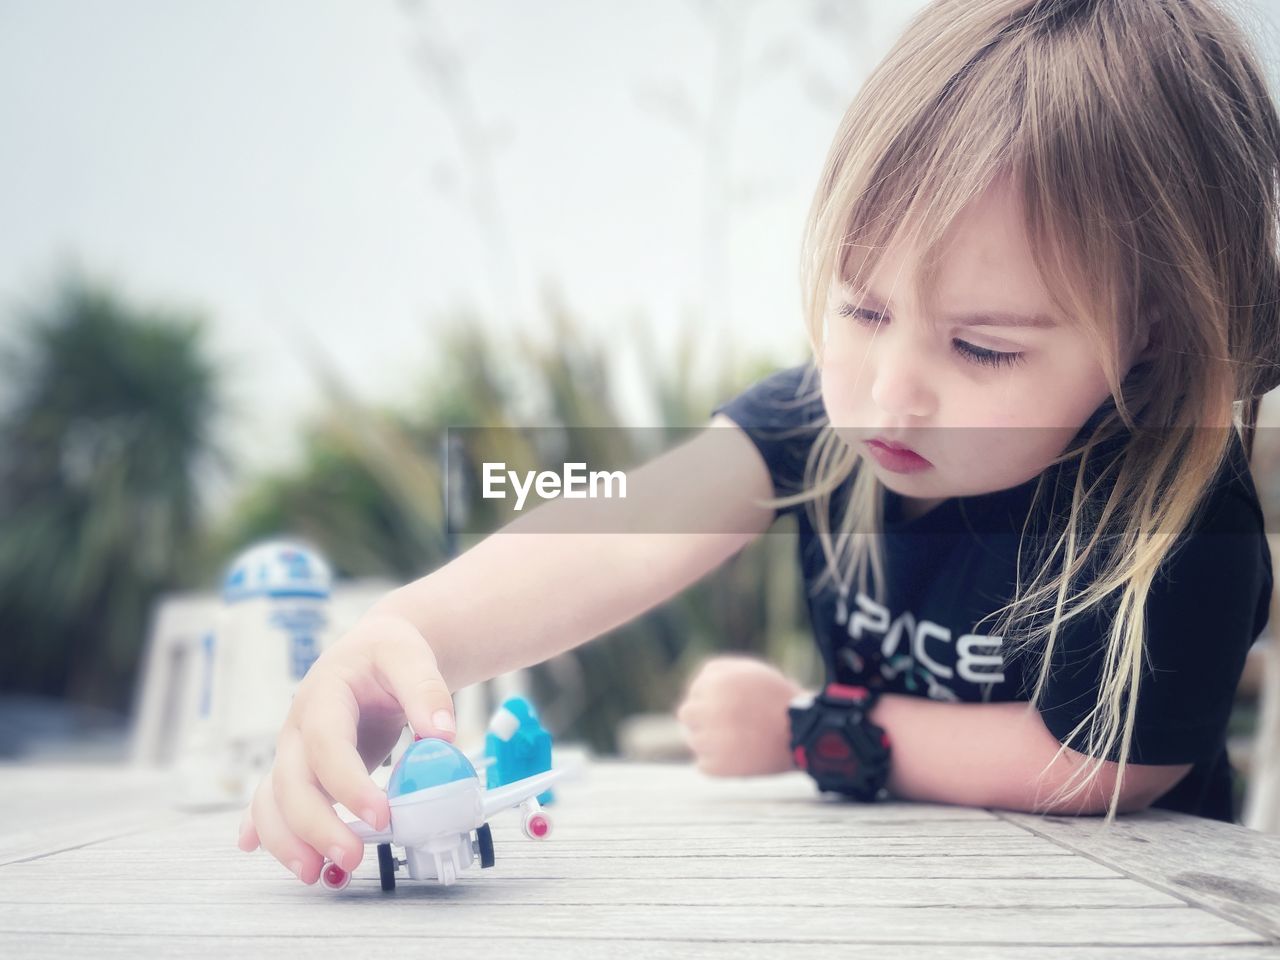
[242,415,779,882]
[367,414,777,693]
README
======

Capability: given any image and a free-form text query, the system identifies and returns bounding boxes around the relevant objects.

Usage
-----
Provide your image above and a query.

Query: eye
[952,340,1025,369]
[839,305,886,326]
[836,303,1026,370]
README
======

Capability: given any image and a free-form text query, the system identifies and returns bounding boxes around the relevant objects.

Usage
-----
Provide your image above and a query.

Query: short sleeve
[711,364,826,520]
[1035,454,1273,765]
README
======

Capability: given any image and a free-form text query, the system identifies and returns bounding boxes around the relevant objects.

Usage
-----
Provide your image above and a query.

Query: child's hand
[675,654,806,777]
[235,613,456,884]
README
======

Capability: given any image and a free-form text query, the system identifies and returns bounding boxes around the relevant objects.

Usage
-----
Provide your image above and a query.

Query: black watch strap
[788,683,892,802]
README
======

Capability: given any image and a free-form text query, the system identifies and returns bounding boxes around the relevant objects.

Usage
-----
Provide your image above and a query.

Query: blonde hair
[777,0,1280,823]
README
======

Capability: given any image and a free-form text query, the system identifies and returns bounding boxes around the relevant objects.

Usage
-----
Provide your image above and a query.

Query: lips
[864,436,933,474]
[870,436,924,458]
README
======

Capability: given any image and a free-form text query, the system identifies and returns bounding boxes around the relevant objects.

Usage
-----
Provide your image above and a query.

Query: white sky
[2,0,1278,514]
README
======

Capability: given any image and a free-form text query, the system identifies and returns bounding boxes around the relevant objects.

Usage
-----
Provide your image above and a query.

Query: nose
[869,336,936,420]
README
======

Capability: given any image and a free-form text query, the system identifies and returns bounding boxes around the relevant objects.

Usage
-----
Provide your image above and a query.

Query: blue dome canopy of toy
[221,539,332,603]
[387,739,478,798]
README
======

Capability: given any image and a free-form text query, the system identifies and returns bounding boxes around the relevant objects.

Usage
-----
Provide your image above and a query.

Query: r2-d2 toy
[178,539,333,808]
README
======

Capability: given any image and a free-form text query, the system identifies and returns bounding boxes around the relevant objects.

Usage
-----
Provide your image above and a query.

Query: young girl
[240,0,1279,883]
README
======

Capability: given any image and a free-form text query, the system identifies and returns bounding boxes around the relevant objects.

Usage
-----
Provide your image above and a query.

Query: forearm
[365,426,774,693]
[369,525,753,694]
[867,694,1130,815]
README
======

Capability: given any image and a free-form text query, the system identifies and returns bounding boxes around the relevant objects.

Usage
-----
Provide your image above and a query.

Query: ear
[1127,310,1160,368]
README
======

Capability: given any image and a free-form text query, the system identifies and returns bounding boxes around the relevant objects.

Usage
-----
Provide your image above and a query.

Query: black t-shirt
[713,364,1274,823]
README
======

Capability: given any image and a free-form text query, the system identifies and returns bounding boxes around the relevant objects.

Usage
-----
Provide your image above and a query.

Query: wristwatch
[788,683,892,802]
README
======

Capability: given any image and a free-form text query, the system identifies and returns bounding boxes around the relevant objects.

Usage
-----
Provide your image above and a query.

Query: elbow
[1003,720,1188,817]
[1005,711,1194,818]
[1030,784,1154,817]
[1022,754,1192,818]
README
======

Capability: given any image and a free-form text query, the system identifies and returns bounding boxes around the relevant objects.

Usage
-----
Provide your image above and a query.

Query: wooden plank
[2,850,1120,881]
[546,762,1000,818]
[58,835,1061,860]
[0,765,171,824]
[1,759,1272,952]
[73,811,1038,851]
[2,935,1278,960]
[0,901,1263,945]
[0,765,183,866]
[0,875,1183,908]
[18,791,1068,862]
[999,809,1280,940]
[102,817,1029,846]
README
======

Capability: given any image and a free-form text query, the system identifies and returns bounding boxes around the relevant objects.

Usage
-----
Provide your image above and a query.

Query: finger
[274,727,366,872]
[692,738,732,776]
[692,748,722,775]
[675,698,704,730]
[252,767,323,884]
[237,807,260,852]
[698,757,731,777]
[678,720,701,755]
[370,625,456,742]
[297,678,389,831]
[684,660,727,698]
[682,665,710,699]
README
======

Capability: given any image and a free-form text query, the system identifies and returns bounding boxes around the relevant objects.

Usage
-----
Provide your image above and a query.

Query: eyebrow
[849,284,1059,329]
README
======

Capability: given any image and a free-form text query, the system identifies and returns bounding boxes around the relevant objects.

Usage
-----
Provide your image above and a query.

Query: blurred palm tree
[0,274,225,710]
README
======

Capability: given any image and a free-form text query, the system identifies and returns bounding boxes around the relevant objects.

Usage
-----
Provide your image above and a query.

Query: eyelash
[837,305,1026,370]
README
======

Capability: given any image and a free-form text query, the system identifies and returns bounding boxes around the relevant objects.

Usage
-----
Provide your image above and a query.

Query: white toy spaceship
[319,736,563,891]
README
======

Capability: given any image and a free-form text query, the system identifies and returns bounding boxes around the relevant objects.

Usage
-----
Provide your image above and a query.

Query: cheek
[819,322,874,423]
[939,369,1109,487]
[984,364,1112,431]
[819,364,863,429]
[932,421,1075,495]
[821,311,859,366]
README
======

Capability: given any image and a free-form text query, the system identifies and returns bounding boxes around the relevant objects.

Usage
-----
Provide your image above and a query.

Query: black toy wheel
[377,842,396,891]
[476,822,495,868]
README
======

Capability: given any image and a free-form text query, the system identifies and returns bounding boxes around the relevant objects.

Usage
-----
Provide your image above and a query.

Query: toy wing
[340,815,393,846]
[480,768,564,820]
[465,750,497,771]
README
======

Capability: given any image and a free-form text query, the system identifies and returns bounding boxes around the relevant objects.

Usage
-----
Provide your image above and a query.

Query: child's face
[821,177,1139,504]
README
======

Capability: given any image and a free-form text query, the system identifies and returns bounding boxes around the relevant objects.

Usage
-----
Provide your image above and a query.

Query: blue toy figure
[484,696,554,804]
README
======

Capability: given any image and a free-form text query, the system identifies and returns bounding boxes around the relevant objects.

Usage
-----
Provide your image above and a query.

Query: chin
[871,467,939,495]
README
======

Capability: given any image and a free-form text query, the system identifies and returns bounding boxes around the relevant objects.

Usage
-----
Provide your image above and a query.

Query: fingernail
[288,860,303,881]
[361,807,381,830]
[328,847,345,870]
[433,710,455,733]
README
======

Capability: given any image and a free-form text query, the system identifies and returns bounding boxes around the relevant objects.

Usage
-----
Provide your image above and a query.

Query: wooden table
[3,759,1280,957]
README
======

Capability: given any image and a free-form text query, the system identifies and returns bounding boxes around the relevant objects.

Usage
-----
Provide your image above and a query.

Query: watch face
[811,730,860,781]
